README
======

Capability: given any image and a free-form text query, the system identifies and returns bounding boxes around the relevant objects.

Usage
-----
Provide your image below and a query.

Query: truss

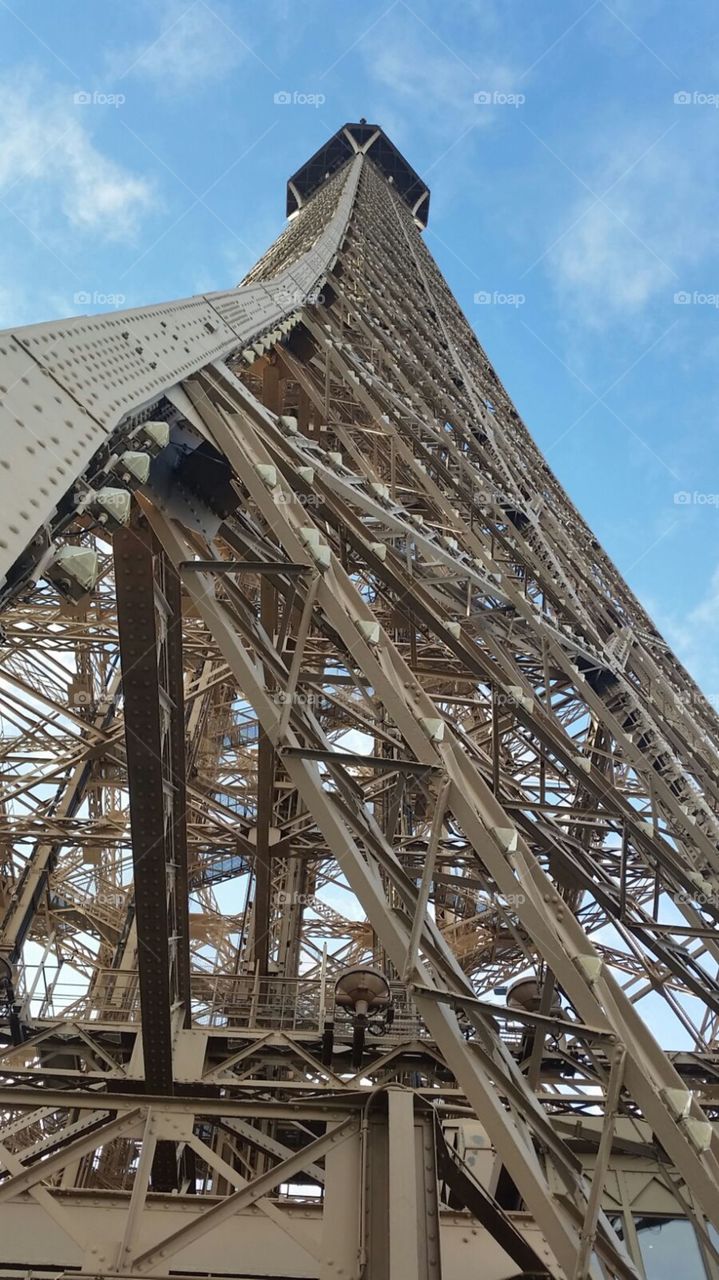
[0,121,717,1280]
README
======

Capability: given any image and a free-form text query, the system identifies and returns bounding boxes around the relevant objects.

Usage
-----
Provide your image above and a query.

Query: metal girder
[0,154,362,590]
[433,1113,548,1275]
[0,1195,560,1280]
[139,492,625,1279]
[114,511,191,1189]
[133,1116,357,1273]
[362,1088,443,1279]
[0,1088,699,1279]
[114,514,191,1059]
[0,121,719,1280]
[141,343,719,1253]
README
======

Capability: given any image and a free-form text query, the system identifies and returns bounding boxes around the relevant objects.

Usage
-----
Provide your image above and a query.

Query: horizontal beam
[281,746,440,774]
[180,560,308,576]
[0,1086,357,1121]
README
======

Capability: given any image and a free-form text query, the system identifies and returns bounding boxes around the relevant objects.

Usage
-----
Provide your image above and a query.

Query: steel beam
[114,511,191,1188]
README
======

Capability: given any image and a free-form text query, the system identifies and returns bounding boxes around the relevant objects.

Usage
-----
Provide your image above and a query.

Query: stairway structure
[0,121,717,1280]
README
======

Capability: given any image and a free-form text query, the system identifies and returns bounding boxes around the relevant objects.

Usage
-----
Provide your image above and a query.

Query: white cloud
[115,0,248,92]
[653,562,719,703]
[0,73,154,240]
[552,200,673,321]
[548,122,719,328]
[362,13,523,137]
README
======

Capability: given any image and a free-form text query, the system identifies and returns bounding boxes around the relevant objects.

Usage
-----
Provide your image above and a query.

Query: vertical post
[404,781,449,980]
[114,510,191,1189]
[388,1089,421,1279]
[573,1047,626,1280]
[254,358,281,980]
[249,959,261,1025]
[163,550,192,1025]
[254,576,276,976]
[491,687,501,796]
[319,943,328,1029]
[619,824,628,920]
[361,1090,443,1280]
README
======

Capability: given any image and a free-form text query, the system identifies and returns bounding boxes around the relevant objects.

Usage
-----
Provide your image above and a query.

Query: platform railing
[19,969,537,1051]
[19,969,430,1036]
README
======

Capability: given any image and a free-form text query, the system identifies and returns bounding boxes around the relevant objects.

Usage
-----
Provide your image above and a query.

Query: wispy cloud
[113,0,253,92]
[656,562,719,702]
[543,121,719,328]
[0,72,154,240]
[361,8,523,137]
[552,199,674,321]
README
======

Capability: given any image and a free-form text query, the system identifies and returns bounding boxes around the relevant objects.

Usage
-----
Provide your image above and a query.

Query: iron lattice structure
[0,122,717,1280]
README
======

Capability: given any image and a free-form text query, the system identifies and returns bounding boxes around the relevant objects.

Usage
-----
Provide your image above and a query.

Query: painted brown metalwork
[0,124,717,1279]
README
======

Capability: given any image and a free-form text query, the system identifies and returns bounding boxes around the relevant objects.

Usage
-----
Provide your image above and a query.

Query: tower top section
[286,120,430,227]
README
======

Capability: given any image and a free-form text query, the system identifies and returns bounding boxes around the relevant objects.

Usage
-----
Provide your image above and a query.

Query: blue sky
[1,0,718,703]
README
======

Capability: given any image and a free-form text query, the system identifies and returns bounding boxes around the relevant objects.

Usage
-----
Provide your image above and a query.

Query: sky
[0,0,718,705]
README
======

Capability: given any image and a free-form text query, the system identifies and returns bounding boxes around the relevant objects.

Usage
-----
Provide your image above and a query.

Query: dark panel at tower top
[286,121,430,227]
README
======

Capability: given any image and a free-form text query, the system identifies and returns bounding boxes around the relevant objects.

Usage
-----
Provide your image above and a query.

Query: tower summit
[286,120,430,225]
[0,123,717,1279]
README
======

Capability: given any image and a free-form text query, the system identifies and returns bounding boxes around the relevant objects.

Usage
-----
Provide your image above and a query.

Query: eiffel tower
[0,121,717,1280]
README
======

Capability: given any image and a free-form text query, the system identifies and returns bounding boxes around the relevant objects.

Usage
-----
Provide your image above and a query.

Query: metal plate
[0,157,362,586]
[0,335,108,582]
[12,299,241,430]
